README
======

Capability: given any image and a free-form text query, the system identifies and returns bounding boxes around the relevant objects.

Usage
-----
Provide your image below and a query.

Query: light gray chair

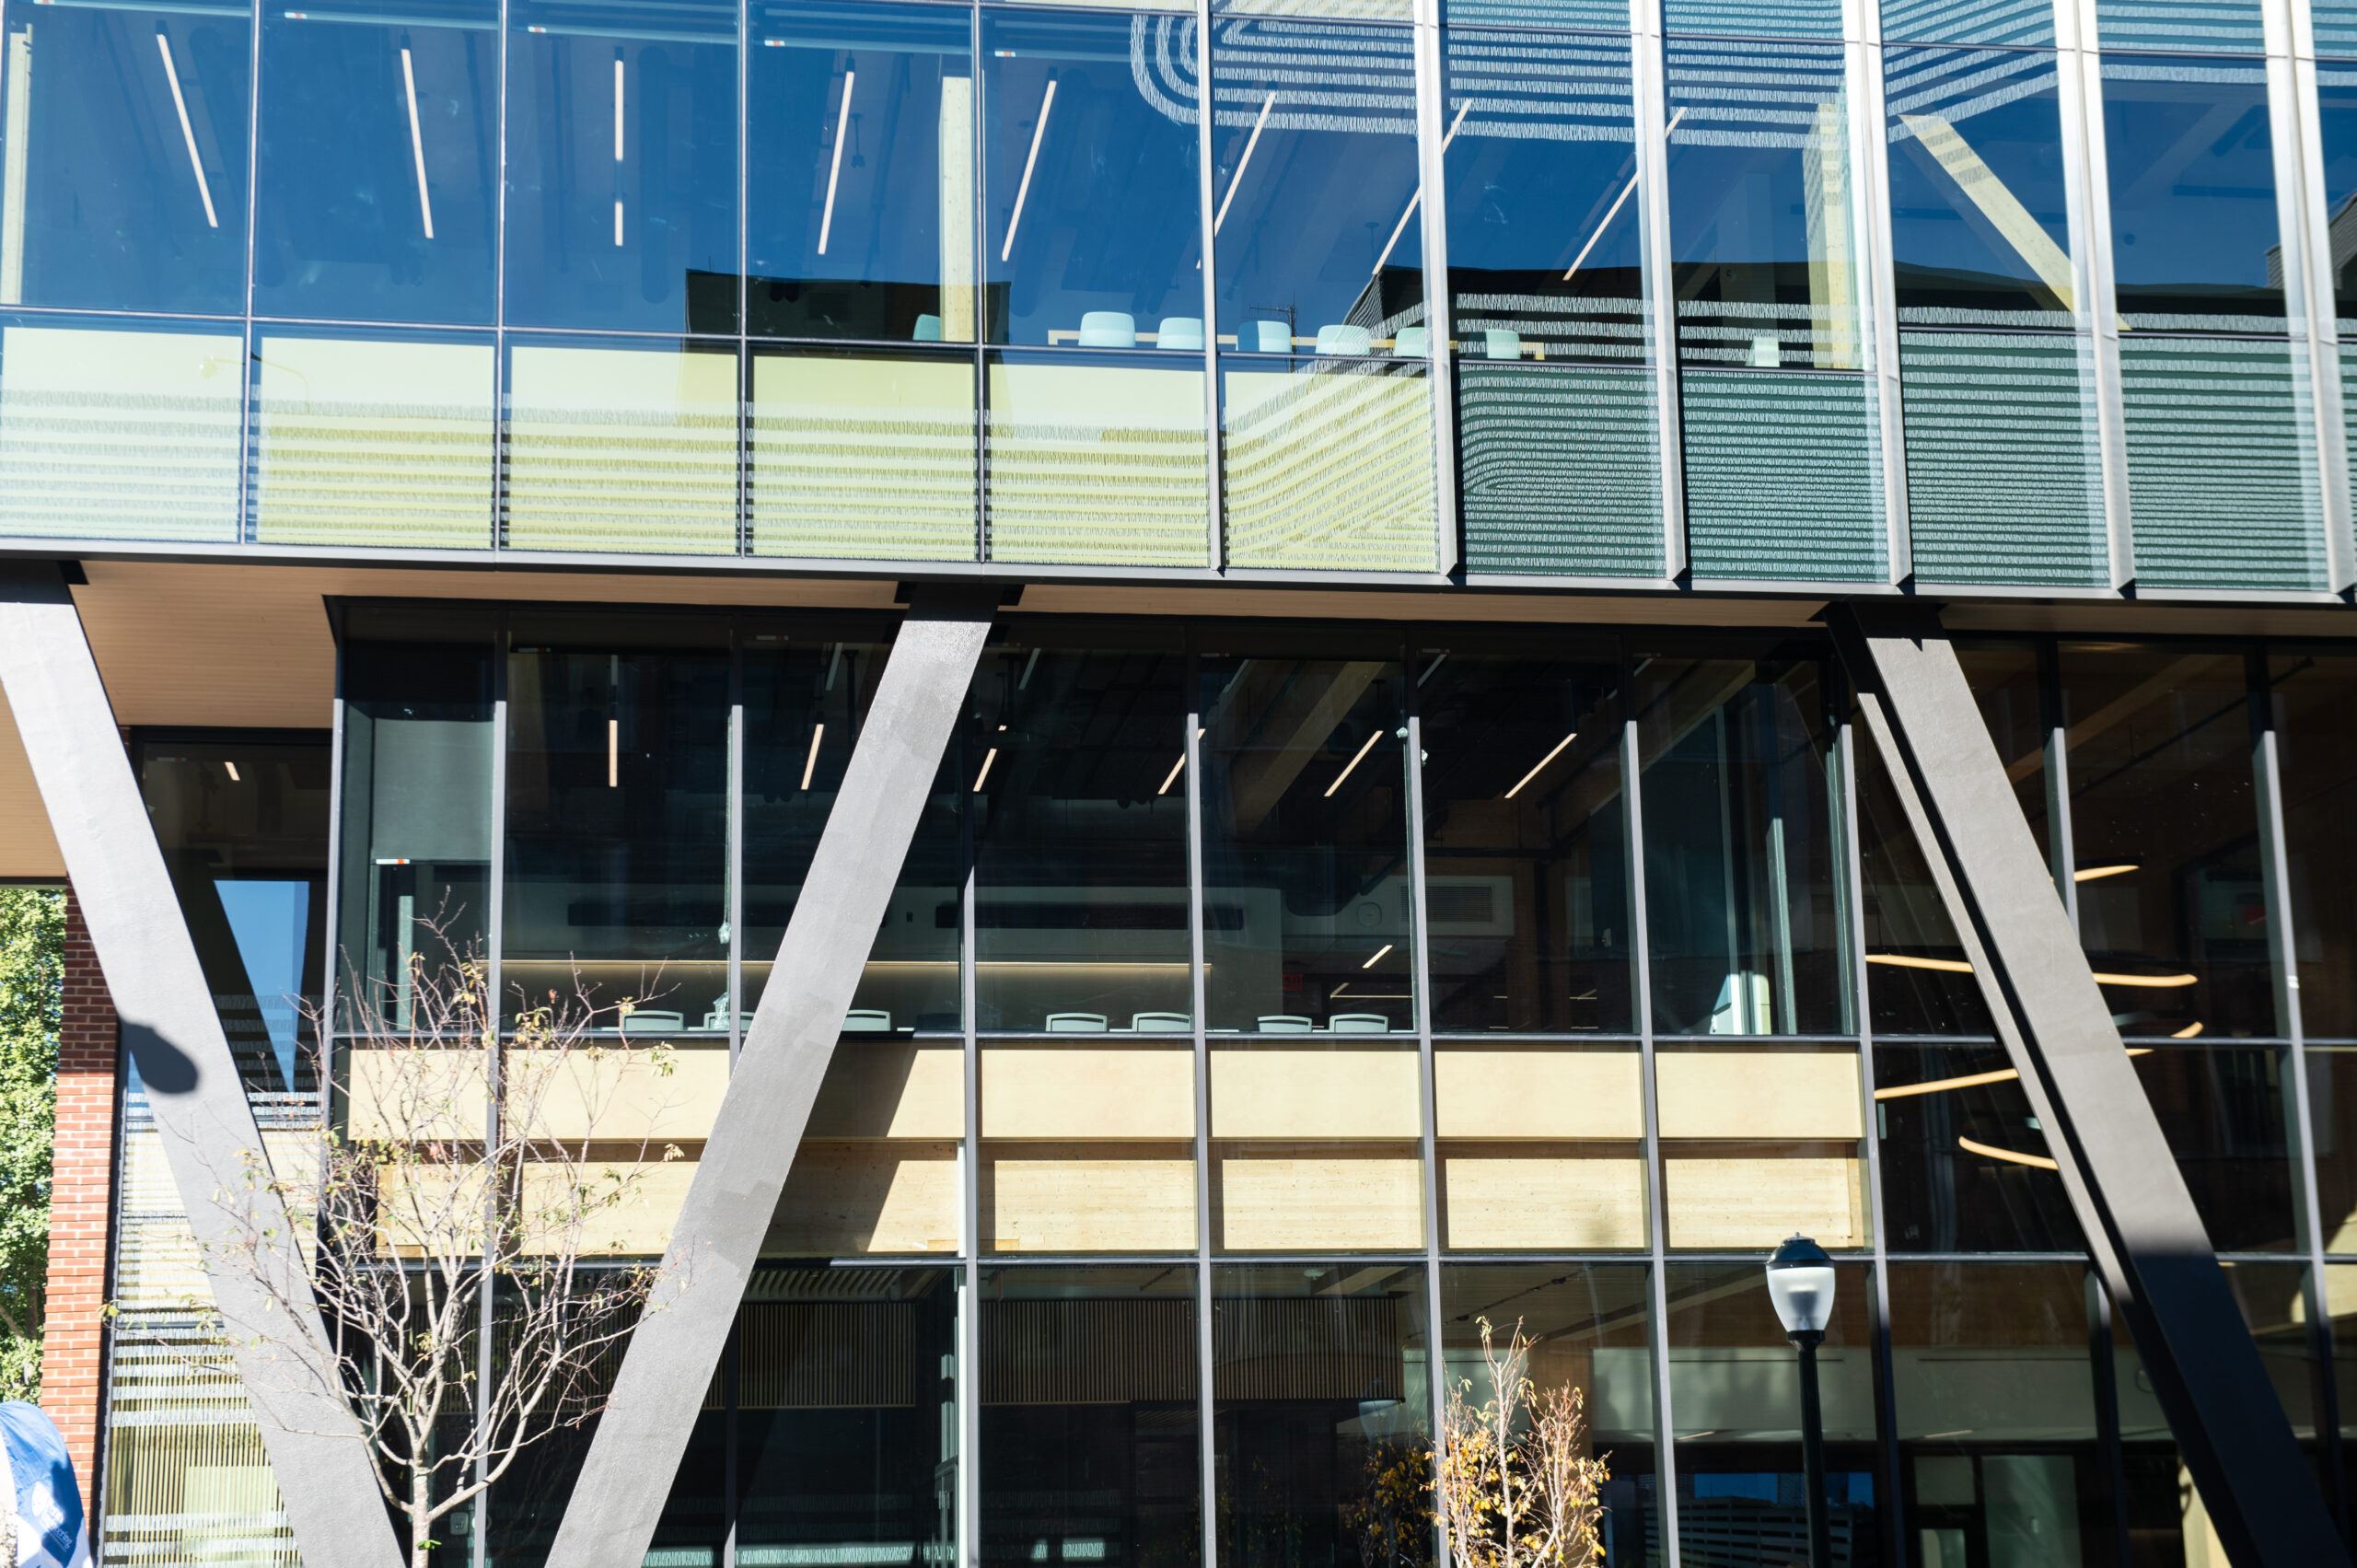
[1392,327,1428,357]
[1328,1013,1391,1033]
[913,314,943,343]
[1132,1012,1191,1033]
[1256,1015,1314,1033]
[1315,324,1372,356]
[1484,328,1522,360]
[1250,320,1294,354]
[1156,317,1204,351]
[621,1010,685,1036]
[1047,1012,1109,1032]
[842,1009,894,1032]
[1079,311,1137,348]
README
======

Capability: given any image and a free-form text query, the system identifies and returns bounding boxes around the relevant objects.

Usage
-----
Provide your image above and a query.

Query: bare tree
[1434,1317,1609,1568]
[209,924,701,1568]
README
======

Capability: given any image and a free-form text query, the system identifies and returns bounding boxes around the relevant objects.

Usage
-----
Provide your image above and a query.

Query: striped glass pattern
[1881,0,2054,45]
[1682,368,1886,581]
[1662,0,1842,36]
[1899,331,2107,587]
[2122,337,2328,590]
[984,354,1211,567]
[1445,0,1628,27]
[746,348,977,562]
[2318,4,2357,57]
[1458,362,1661,575]
[1222,361,1439,571]
[2096,0,2263,52]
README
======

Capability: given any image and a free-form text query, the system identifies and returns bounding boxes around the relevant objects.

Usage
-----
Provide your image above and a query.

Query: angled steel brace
[1825,603,2347,1568]
[551,593,993,1568]
[0,565,405,1568]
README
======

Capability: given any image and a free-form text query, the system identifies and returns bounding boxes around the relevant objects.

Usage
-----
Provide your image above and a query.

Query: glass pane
[1681,369,1884,582]
[2132,1042,2295,1251]
[2056,642,2277,1039]
[1899,331,2107,587]
[2322,2,2357,56]
[0,2,250,313]
[1854,730,1991,1036]
[1955,639,2059,877]
[2096,0,2265,52]
[1882,0,2053,45]
[774,1033,961,1253]
[2119,336,2327,591]
[505,0,738,332]
[972,631,1190,1031]
[1634,648,1850,1037]
[252,330,496,549]
[2270,651,2357,1038]
[0,319,241,541]
[1443,29,1643,366]
[2100,55,2283,333]
[1457,361,1661,576]
[137,737,332,1101]
[748,344,978,560]
[980,10,1202,350]
[336,606,495,1033]
[503,616,731,1027]
[735,1270,960,1567]
[981,1040,1197,1251]
[1211,1039,1423,1249]
[255,0,498,323]
[741,627,963,1031]
[1211,1264,1428,1568]
[1211,21,1423,351]
[1446,0,1623,25]
[1658,1044,1867,1247]
[1197,644,1412,1034]
[979,1265,1202,1568]
[1221,359,1437,571]
[503,337,740,555]
[1662,1264,1880,1562]
[1435,1265,1660,1563]
[1885,47,2073,328]
[1876,1044,2085,1252]
[747,0,973,342]
[1887,1263,2113,1568]
[1436,1042,1646,1249]
[983,352,1210,565]
[1663,0,1841,37]
[1413,642,1634,1034]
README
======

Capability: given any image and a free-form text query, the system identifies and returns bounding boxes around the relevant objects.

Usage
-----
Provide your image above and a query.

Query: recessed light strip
[157,34,218,228]
[818,69,853,255]
[1504,730,1578,800]
[1324,729,1382,798]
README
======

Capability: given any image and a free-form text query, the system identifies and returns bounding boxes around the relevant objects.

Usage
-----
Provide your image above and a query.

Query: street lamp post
[1767,1235,1836,1568]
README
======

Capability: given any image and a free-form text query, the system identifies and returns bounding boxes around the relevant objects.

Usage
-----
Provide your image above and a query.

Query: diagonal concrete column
[550,593,993,1568]
[0,565,404,1568]
[1826,603,2347,1568]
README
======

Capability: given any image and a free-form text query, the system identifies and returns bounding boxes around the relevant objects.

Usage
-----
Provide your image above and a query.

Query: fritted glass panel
[137,736,332,1099]
[980,11,1203,350]
[971,631,1190,1032]
[1681,367,1884,580]
[1446,0,1624,26]
[1854,730,1991,1037]
[746,1,973,342]
[251,329,496,549]
[2119,337,2327,591]
[1414,642,1634,1033]
[2323,5,2357,56]
[1197,642,1411,1034]
[503,616,730,1026]
[1883,48,2073,328]
[1221,359,1437,571]
[2321,69,2357,491]
[2056,642,2277,1038]
[1658,1044,1867,1247]
[1876,1044,2085,1252]
[1662,0,1840,35]
[741,627,963,1031]
[1663,1264,1880,1551]
[0,318,241,541]
[981,1041,1196,1252]
[1436,1266,1660,1562]
[748,344,977,560]
[1634,647,1851,1037]
[503,337,739,555]
[983,352,1210,565]
[2100,56,2284,333]
[2096,0,2264,52]
[0,1,250,314]
[2269,651,2357,1039]
[1886,1263,2113,1567]
[336,607,495,1035]
[1457,362,1660,575]
[254,0,497,324]
[1212,1266,1427,1566]
[505,0,738,332]
[1211,20,1424,351]
[1442,29,1643,366]
[979,1266,1201,1568]
[1899,331,2107,587]
[1437,1043,1646,1249]
[734,1271,960,1565]
[2132,1043,2295,1251]
[1882,0,2053,45]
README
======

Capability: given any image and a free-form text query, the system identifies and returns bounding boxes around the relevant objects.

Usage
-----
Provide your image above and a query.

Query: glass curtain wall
[293,607,2357,1568]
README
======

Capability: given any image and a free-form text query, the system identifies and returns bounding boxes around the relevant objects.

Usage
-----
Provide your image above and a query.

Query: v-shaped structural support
[0,565,406,1568]
[550,592,993,1568]
[1826,604,2347,1568]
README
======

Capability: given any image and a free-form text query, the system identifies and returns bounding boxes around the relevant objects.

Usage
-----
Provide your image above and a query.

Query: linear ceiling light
[401,47,435,238]
[2073,863,2137,882]
[1958,1134,2057,1171]
[1000,78,1055,262]
[1362,943,1393,970]
[1213,92,1274,237]
[613,56,625,246]
[818,68,854,254]
[1875,1046,2154,1102]
[1504,730,1577,799]
[1325,729,1382,798]
[800,723,824,791]
[1566,107,1683,281]
[1371,100,1468,279]
[157,33,218,228]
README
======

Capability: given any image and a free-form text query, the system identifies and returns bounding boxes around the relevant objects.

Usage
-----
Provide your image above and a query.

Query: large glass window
[980,10,1202,351]
[2100,55,2284,332]
[747,1,973,342]
[505,0,738,332]
[0,0,251,314]
[1876,1043,2086,1252]
[254,0,498,324]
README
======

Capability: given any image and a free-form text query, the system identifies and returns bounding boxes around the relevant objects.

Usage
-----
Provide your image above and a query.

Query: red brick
[41,891,115,1500]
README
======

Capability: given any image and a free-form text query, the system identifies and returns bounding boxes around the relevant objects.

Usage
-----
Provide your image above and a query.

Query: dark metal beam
[0,565,404,1568]
[1826,603,2346,1568]
[551,593,993,1568]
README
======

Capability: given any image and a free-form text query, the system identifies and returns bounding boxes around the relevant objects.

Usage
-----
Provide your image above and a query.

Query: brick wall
[43,889,116,1504]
